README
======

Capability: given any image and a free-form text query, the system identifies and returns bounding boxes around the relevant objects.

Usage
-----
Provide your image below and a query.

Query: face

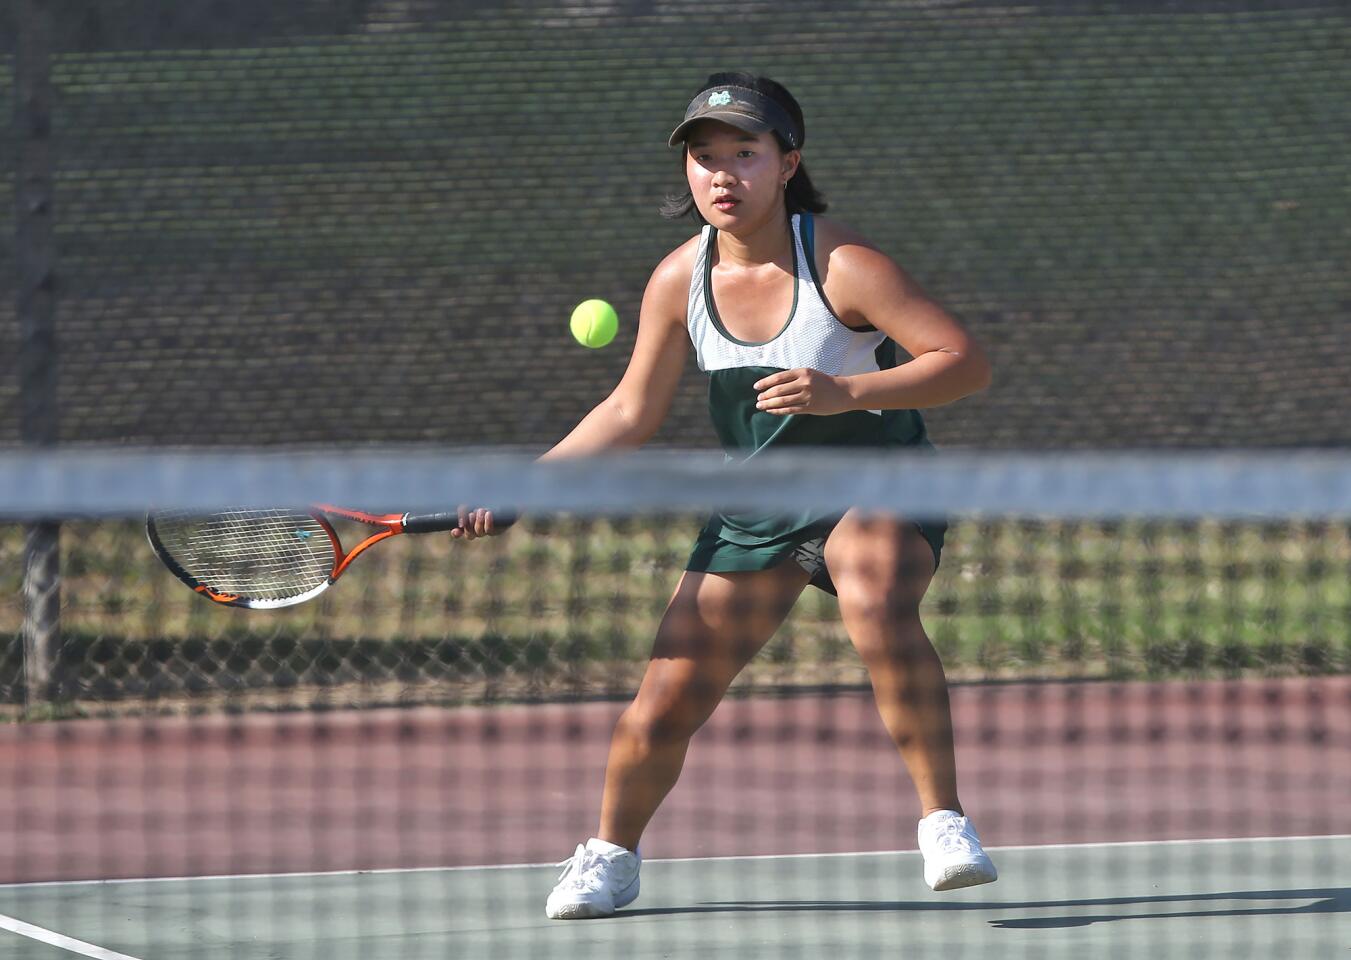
[684,120,800,231]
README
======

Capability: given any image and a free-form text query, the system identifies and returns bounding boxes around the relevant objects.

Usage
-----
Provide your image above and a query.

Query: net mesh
[0,452,1348,957]
[4,1,1351,956]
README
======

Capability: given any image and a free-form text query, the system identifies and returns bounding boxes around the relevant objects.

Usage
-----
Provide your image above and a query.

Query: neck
[714,206,794,267]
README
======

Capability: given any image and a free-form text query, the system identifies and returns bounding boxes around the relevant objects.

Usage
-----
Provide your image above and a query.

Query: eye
[737,150,755,158]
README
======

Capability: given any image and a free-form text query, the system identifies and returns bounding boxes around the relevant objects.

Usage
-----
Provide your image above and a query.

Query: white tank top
[685,213,889,391]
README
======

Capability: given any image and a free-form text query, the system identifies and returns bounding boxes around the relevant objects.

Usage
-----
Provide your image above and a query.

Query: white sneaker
[545,838,641,919]
[917,810,998,891]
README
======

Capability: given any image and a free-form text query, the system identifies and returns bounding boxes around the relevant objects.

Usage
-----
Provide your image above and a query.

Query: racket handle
[401,510,517,535]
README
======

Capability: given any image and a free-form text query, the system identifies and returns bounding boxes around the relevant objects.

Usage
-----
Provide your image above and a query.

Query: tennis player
[467,72,997,919]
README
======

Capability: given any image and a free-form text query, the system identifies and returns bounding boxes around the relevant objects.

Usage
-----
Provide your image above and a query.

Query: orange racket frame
[147,504,512,609]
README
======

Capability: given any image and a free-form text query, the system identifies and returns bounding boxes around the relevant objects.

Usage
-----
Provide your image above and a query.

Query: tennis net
[0,449,1346,958]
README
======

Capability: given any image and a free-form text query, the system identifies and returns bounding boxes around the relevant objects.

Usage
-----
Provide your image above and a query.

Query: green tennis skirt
[686,511,947,596]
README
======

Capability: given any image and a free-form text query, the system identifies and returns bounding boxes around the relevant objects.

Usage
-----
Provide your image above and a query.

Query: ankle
[593,834,639,855]
[921,805,963,820]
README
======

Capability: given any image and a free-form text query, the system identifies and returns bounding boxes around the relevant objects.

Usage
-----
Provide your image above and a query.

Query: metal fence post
[15,0,61,707]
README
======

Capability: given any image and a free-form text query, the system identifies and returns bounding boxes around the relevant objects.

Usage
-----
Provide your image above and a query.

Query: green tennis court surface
[2,837,1346,959]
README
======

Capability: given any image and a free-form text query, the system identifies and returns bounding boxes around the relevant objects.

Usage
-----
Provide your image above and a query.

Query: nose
[711,168,737,188]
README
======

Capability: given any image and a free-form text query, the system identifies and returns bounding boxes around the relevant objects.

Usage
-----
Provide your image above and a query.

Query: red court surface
[1,676,1347,884]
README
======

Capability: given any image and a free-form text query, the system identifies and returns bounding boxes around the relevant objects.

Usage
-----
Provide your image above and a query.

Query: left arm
[754,227,992,415]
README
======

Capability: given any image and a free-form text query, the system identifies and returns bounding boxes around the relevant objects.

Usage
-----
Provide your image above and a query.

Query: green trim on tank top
[702,220,801,347]
[798,211,876,334]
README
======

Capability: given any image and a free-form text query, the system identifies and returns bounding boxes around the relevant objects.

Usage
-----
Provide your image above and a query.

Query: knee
[617,688,715,749]
[835,585,934,667]
[826,525,934,621]
[836,581,925,627]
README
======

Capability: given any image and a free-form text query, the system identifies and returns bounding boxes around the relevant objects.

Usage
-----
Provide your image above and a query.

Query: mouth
[712,195,740,213]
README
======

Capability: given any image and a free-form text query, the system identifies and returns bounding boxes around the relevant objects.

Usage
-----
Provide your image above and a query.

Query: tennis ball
[570,299,619,348]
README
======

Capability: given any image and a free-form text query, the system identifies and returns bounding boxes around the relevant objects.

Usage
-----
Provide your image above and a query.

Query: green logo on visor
[708,91,732,107]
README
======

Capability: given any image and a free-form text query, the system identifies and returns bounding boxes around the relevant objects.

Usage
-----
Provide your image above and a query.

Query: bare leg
[597,562,809,851]
[824,513,961,817]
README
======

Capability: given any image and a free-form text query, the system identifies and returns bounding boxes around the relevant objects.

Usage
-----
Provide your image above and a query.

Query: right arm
[539,241,695,461]
[456,243,693,538]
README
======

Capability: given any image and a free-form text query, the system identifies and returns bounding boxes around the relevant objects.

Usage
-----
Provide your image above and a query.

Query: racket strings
[152,509,337,600]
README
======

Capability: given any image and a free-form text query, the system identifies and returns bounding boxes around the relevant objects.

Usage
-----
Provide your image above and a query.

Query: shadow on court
[616,886,1351,928]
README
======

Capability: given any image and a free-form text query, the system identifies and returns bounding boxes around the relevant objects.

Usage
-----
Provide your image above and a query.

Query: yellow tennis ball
[569,299,619,348]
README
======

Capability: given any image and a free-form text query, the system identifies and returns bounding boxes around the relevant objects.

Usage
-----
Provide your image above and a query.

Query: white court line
[0,833,1347,891]
[0,914,143,960]
[651,831,1351,865]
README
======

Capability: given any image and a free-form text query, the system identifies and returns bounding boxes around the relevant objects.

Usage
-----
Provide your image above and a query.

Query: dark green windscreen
[3,1,1348,449]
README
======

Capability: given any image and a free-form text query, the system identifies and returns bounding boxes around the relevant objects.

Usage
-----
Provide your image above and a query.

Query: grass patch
[2,516,1347,710]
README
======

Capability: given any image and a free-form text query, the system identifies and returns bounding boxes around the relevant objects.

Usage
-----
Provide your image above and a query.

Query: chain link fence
[1,511,1348,713]
[4,1,1350,712]
[4,1,1348,450]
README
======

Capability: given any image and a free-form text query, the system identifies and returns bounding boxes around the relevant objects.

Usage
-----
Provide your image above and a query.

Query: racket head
[146,508,341,609]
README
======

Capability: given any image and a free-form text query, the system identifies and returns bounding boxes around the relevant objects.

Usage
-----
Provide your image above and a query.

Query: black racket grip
[402,510,517,535]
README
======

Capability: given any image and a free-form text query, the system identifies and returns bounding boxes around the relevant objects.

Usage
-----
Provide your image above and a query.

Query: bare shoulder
[643,233,702,309]
[811,216,913,284]
[809,217,925,322]
[810,215,878,256]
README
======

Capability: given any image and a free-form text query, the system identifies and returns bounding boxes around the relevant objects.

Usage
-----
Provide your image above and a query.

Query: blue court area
[0,836,1346,959]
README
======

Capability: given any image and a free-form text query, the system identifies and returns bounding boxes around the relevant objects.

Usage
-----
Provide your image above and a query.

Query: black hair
[660,72,828,223]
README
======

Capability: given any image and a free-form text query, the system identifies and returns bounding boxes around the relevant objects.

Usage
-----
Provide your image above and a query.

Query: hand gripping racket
[146,504,513,609]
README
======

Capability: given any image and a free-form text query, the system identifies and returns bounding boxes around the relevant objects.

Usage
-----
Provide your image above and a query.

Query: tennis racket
[146,504,513,609]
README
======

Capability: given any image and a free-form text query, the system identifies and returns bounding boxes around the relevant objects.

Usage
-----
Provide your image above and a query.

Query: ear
[781,149,801,182]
